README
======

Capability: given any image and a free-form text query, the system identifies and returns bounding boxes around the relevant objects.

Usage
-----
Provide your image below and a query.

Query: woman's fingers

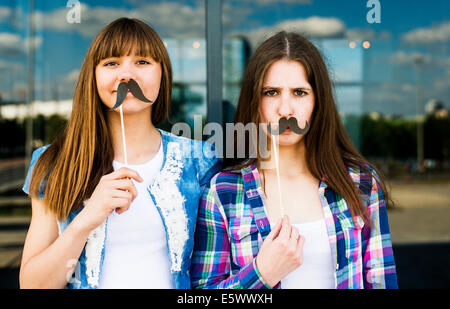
[111,189,134,202]
[108,167,143,183]
[278,215,292,241]
[295,235,305,265]
[289,226,300,247]
[112,197,131,214]
[112,179,138,198]
[266,218,283,241]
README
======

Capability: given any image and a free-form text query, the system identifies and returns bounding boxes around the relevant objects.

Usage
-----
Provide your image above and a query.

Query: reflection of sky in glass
[165,38,206,83]
[335,86,363,116]
[221,0,450,117]
[183,85,206,123]
[0,0,449,119]
[320,39,363,83]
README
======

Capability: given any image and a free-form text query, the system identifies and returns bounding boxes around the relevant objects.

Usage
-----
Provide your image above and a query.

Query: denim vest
[22,129,222,289]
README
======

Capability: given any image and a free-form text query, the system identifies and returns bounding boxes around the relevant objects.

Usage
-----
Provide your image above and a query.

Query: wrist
[69,211,93,237]
[255,255,278,288]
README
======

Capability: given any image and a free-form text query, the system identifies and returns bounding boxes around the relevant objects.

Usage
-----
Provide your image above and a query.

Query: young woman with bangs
[20,18,221,289]
[191,31,398,289]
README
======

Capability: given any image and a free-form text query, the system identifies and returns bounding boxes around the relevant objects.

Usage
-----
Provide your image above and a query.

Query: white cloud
[63,69,80,84]
[345,28,375,41]
[0,6,12,20]
[0,32,21,51]
[240,16,347,48]
[242,0,312,4]
[33,3,131,38]
[234,16,393,50]
[277,16,346,38]
[0,59,24,71]
[0,32,42,56]
[402,21,450,44]
[32,2,207,39]
[389,51,431,65]
[0,5,26,29]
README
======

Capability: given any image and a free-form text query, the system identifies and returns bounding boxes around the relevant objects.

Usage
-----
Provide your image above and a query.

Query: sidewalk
[388,180,450,244]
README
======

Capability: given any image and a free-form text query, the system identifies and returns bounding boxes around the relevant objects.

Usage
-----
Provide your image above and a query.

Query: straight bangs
[93,19,164,66]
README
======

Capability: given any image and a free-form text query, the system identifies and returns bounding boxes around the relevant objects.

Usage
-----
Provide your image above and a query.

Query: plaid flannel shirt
[191,162,398,289]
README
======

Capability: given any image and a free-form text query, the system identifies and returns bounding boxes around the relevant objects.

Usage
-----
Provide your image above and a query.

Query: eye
[294,89,307,97]
[103,61,118,67]
[137,59,150,65]
[263,89,278,97]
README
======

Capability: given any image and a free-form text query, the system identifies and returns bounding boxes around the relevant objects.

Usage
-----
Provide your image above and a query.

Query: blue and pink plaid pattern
[191,162,398,289]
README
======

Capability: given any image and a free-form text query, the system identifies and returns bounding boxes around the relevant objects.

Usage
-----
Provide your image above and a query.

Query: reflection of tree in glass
[0,114,67,158]
[0,118,25,158]
[46,114,67,144]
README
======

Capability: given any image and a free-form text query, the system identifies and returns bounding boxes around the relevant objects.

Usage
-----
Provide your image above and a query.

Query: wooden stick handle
[119,105,128,167]
[271,134,284,218]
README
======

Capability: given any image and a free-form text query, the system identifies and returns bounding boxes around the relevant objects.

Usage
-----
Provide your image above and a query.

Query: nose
[277,92,294,118]
[117,62,137,84]
[118,72,134,83]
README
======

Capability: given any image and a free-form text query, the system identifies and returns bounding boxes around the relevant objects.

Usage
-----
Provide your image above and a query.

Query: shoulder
[347,163,385,204]
[159,128,193,145]
[159,129,223,184]
[207,167,245,201]
[28,144,51,172]
[210,169,241,187]
[23,144,51,196]
[159,129,215,159]
[32,144,51,161]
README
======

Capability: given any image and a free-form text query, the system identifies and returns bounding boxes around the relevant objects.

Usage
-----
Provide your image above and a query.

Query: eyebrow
[262,86,312,91]
[102,54,151,60]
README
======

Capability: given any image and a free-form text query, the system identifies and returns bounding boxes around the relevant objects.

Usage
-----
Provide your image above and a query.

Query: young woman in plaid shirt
[191,31,398,289]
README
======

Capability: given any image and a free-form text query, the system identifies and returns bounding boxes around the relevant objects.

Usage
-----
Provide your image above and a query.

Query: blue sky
[0,0,449,117]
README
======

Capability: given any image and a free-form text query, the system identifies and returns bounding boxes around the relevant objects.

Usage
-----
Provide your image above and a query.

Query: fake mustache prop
[267,117,310,135]
[110,79,153,110]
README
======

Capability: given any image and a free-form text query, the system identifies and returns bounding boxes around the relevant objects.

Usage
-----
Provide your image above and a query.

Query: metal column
[205,0,223,125]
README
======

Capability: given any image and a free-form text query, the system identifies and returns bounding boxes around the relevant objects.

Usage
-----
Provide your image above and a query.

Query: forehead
[94,33,158,64]
[263,59,310,87]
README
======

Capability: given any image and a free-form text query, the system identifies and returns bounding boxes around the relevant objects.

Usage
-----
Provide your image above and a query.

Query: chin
[277,134,304,147]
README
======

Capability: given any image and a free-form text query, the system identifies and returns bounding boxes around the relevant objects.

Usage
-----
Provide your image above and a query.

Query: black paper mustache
[267,117,310,135]
[110,79,153,110]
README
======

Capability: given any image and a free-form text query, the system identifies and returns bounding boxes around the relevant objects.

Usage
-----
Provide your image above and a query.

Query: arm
[191,182,273,289]
[362,176,398,289]
[20,167,143,289]
[19,198,91,289]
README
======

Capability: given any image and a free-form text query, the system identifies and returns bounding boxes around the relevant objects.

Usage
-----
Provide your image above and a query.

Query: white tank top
[280,219,335,289]
[98,144,174,288]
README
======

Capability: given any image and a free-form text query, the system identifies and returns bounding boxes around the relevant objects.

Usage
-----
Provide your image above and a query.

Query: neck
[107,108,161,165]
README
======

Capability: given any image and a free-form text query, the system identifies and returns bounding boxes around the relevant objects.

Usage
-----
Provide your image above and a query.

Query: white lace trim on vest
[85,214,107,287]
[150,142,188,272]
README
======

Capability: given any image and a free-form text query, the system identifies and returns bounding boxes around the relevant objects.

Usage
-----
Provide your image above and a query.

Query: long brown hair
[224,31,389,226]
[29,18,172,221]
